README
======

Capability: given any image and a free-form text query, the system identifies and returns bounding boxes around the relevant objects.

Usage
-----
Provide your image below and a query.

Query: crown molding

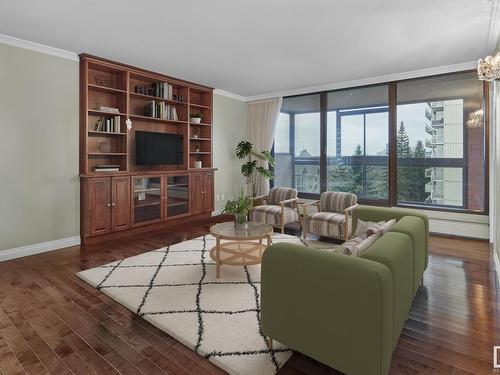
[243,61,478,101]
[0,33,483,102]
[0,33,79,61]
[486,0,500,53]
[213,89,247,102]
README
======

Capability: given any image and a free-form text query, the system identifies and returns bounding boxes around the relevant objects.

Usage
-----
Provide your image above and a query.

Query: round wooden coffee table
[209,222,273,278]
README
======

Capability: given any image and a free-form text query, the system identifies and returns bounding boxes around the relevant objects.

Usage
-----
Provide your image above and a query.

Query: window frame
[271,71,489,215]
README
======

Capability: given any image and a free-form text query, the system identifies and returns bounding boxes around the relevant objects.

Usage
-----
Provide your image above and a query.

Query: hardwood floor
[0,217,498,374]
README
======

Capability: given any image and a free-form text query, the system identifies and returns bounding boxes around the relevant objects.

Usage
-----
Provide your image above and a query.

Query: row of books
[135,82,175,100]
[94,164,120,172]
[144,101,179,121]
[95,116,121,133]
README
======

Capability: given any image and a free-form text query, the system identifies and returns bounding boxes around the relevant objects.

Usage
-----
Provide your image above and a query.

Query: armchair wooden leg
[344,211,349,241]
[268,337,273,350]
[296,201,302,229]
[303,217,308,239]
[280,206,285,234]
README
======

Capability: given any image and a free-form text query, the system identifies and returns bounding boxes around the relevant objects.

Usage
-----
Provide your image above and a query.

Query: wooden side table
[209,222,273,278]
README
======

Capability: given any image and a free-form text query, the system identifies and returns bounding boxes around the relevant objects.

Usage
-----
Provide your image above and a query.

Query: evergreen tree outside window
[272,71,487,213]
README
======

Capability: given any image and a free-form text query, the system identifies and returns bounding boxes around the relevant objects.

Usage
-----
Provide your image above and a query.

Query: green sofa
[261,206,429,375]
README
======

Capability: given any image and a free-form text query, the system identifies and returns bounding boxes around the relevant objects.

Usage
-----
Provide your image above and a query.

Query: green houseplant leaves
[235,141,275,195]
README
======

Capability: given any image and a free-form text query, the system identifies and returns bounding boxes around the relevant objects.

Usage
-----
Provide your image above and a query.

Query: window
[274,113,290,154]
[272,71,487,214]
[274,94,320,194]
[327,85,389,201]
[396,72,485,211]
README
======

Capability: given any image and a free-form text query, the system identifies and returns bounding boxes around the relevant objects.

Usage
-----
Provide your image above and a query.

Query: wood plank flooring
[0,217,498,374]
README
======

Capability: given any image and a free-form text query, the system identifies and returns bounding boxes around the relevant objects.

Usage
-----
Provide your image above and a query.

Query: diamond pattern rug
[77,233,331,374]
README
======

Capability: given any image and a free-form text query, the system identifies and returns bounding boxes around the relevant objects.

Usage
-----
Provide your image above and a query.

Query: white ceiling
[0,0,497,98]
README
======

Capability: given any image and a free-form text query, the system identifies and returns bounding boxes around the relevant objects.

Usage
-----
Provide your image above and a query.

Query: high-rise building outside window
[272,71,487,213]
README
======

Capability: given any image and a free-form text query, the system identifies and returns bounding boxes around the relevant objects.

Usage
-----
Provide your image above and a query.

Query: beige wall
[212,94,248,212]
[0,43,80,251]
[0,44,248,251]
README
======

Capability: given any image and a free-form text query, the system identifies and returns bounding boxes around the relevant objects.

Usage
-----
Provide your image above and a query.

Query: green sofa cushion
[389,216,427,294]
[362,232,414,348]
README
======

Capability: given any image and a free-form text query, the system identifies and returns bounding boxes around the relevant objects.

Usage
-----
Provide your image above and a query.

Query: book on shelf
[164,83,173,100]
[94,164,120,172]
[95,116,121,133]
[94,168,120,172]
[134,82,175,101]
[96,105,120,114]
[143,101,178,121]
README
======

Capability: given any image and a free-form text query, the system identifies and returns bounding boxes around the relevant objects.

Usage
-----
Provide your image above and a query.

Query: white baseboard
[391,207,490,240]
[494,245,500,287]
[212,209,223,217]
[0,236,80,262]
[427,217,489,240]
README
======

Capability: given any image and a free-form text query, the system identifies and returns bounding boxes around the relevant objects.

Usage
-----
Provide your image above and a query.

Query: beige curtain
[247,97,283,196]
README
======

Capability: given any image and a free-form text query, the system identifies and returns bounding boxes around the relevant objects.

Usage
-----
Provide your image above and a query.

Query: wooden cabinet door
[111,176,130,231]
[190,172,204,215]
[165,175,190,219]
[131,176,163,226]
[203,172,214,212]
[88,177,111,236]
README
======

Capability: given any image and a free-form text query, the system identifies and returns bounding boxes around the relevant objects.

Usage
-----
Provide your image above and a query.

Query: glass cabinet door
[132,177,162,224]
[166,175,189,217]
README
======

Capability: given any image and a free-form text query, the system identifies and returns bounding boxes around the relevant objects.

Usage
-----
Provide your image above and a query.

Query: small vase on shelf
[190,113,202,123]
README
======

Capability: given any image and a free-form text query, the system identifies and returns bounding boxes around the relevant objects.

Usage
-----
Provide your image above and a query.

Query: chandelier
[477,51,500,81]
[466,109,484,128]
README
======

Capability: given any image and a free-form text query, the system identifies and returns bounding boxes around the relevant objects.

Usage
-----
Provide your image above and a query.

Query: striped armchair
[251,187,300,234]
[303,191,358,241]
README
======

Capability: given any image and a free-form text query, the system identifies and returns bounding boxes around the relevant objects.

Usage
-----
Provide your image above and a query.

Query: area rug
[77,233,331,375]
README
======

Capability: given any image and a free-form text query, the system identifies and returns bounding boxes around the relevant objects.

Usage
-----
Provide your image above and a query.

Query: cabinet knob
[107,203,111,207]
[112,202,116,206]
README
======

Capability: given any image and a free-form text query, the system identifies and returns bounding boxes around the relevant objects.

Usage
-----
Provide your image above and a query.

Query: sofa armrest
[261,243,394,375]
[343,203,359,240]
[345,203,359,213]
[251,195,268,207]
[362,232,414,347]
[301,200,320,216]
[279,197,299,206]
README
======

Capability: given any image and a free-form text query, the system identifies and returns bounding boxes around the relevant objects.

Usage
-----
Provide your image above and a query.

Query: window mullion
[320,92,327,194]
[388,82,397,206]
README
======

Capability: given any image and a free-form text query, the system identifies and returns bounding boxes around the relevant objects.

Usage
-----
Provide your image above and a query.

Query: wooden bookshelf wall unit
[80,55,215,244]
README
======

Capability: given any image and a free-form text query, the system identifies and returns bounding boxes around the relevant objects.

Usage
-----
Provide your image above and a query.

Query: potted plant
[222,191,252,229]
[236,141,275,197]
[190,113,202,124]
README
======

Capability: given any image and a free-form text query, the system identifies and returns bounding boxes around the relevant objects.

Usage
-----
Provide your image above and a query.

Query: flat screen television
[135,131,183,165]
